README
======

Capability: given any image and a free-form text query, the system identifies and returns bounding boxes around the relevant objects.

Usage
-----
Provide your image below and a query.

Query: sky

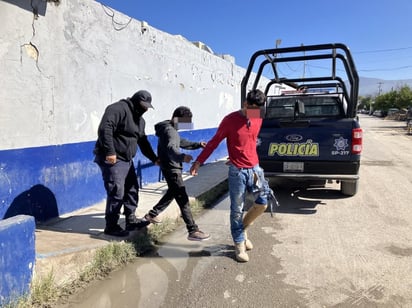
[96,0,412,81]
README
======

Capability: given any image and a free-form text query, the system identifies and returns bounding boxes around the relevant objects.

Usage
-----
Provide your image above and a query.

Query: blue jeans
[228,164,269,244]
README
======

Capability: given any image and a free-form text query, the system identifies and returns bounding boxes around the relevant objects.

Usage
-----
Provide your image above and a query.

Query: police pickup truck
[241,43,362,196]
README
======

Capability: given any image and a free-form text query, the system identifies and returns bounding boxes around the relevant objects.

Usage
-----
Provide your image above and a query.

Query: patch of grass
[147,217,178,243]
[30,270,60,307]
[4,271,61,308]
[130,228,155,254]
[189,199,203,216]
[77,242,136,283]
[128,221,177,254]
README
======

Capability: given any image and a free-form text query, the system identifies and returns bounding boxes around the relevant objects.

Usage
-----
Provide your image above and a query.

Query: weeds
[78,242,136,282]
[3,271,60,308]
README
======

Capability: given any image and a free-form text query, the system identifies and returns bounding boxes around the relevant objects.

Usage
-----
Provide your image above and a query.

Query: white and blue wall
[0,0,267,303]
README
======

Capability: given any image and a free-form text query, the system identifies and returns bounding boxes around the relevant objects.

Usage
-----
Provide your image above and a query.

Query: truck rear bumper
[260,160,360,181]
[263,172,359,181]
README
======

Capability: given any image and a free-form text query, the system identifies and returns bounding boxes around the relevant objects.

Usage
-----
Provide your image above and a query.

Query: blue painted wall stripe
[0,128,226,221]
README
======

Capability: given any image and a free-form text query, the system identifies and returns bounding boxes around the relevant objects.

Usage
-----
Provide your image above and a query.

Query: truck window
[266,96,342,119]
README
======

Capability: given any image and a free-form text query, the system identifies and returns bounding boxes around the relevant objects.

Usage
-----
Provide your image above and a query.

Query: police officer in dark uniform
[94,90,158,236]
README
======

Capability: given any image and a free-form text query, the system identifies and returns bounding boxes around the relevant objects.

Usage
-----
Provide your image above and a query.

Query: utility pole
[377,82,383,96]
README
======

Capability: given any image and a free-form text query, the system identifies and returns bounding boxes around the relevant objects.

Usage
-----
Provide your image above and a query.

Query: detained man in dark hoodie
[143,106,210,241]
[94,90,158,237]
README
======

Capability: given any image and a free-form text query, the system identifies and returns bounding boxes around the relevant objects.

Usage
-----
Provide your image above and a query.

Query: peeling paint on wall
[22,43,38,60]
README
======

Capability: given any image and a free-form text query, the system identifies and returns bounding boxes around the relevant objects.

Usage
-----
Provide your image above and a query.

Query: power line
[305,64,412,74]
[354,46,412,54]
[358,65,412,72]
[101,4,132,31]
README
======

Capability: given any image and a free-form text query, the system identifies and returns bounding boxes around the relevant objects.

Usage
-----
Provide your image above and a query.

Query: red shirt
[196,110,262,168]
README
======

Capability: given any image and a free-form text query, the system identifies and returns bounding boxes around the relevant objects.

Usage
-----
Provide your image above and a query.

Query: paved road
[59,115,412,308]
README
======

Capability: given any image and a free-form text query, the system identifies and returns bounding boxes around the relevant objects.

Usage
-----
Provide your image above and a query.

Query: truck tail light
[352,128,363,154]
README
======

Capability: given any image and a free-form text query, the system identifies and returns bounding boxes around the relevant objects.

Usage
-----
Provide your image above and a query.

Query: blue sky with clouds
[97,0,412,81]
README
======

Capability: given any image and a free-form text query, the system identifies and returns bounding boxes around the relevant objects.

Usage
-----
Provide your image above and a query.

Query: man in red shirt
[190,89,270,262]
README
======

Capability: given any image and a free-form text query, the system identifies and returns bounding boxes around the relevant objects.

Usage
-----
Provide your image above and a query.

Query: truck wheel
[341,180,358,196]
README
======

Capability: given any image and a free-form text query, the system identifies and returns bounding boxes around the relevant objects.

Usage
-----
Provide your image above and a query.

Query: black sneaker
[104,225,129,237]
[126,218,150,231]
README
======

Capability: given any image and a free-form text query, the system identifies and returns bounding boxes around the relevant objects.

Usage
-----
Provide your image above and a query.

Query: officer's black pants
[96,159,139,228]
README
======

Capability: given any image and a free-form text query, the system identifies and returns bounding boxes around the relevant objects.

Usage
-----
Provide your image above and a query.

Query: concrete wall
[0,0,267,302]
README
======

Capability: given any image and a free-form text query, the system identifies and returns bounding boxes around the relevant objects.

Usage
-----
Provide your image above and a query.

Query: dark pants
[95,158,139,228]
[149,168,198,233]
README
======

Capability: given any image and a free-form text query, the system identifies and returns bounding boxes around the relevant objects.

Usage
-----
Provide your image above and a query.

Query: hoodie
[94,99,157,162]
[155,120,202,170]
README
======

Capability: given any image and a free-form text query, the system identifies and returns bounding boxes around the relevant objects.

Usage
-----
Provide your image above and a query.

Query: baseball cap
[131,90,153,109]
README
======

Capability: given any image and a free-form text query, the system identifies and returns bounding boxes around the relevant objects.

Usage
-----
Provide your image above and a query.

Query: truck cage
[240,43,359,118]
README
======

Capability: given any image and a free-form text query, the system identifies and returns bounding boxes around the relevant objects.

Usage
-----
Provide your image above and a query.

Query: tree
[373,85,412,111]
[397,85,412,109]
[358,95,373,111]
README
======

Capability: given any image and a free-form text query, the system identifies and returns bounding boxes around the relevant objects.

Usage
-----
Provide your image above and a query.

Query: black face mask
[135,103,148,118]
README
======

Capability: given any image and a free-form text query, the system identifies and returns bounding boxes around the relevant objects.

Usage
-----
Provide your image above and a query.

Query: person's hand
[199,141,207,148]
[190,161,201,176]
[105,155,117,165]
[183,154,193,163]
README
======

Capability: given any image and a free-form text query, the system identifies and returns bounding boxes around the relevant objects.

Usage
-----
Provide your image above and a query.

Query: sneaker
[144,214,162,224]
[126,215,150,231]
[187,230,210,241]
[125,219,150,231]
[104,225,129,237]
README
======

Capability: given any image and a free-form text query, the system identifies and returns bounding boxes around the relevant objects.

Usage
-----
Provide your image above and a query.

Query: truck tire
[341,180,358,196]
